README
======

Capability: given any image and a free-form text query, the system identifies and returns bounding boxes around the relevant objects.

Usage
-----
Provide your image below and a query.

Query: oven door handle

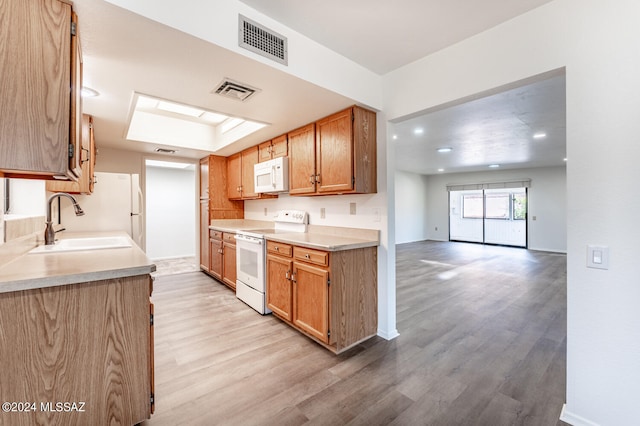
[235,234,263,245]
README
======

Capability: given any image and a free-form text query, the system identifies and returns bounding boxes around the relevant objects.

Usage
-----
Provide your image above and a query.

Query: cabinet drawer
[222,232,235,243]
[293,246,329,266]
[267,241,293,257]
[209,230,222,240]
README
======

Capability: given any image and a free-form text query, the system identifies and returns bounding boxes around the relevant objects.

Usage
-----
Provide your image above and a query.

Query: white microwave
[254,156,289,193]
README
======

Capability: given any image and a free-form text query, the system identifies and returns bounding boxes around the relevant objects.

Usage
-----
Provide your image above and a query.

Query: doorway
[144,159,197,261]
[449,187,527,248]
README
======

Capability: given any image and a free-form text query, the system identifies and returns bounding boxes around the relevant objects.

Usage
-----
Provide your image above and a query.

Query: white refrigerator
[58,172,144,249]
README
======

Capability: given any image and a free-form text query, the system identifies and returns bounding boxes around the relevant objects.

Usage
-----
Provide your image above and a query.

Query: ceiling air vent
[238,14,288,66]
[213,78,260,102]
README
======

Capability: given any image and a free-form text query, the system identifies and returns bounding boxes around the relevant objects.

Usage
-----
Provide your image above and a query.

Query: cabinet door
[0,0,72,177]
[45,114,94,194]
[210,238,223,280]
[316,108,353,194]
[226,153,242,200]
[293,261,329,343]
[258,141,273,162]
[68,11,82,178]
[267,255,293,321]
[271,134,288,159]
[241,146,259,199]
[200,156,209,198]
[199,200,210,271]
[288,123,316,195]
[222,242,237,290]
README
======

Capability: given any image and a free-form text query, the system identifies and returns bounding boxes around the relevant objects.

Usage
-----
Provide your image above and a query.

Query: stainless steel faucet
[45,193,84,245]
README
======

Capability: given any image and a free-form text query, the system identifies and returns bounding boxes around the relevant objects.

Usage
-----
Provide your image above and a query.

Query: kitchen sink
[29,236,132,254]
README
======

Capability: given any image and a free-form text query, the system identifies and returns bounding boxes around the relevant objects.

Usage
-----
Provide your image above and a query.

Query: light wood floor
[142,241,567,426]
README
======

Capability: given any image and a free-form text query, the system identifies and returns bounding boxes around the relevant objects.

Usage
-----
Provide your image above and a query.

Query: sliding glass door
[449,188,527,247]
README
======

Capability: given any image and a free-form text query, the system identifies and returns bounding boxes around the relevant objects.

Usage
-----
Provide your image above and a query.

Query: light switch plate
[587,245,609,270]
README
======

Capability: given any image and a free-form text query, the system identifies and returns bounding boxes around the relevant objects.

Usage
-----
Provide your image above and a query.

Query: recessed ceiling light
[533,132,547,139]
[392,135,398,140]
[220,117,245,134]
[81,87,99,97]
[437,147,453,153]
[414,128,424,135]
[564,158,568,162]
[438,168,445,172]
[489,164,500,168]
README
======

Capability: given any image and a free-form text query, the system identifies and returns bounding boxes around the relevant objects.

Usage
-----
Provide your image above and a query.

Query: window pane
[513,193,527,220]
[462,194,483,218]
[485,193,510,219]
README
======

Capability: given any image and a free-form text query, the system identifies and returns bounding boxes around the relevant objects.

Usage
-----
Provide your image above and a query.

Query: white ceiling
[74,0,565,175]
[238,0,555,75]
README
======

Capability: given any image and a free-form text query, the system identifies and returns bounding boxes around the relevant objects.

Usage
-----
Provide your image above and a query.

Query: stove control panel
[275,210,308,224]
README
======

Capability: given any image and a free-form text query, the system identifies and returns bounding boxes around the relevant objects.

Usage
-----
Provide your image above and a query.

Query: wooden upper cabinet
[241,146,259,199]
[259,134,288,162]
[200,156,210,198]
[226,147,271,200]
[315,106,377,195]
[288,123,317,195]
[0,0,82,179]
[227,152,242,200]
[315,108,354,194]
[47,114,97,194]
[288,106,377,196]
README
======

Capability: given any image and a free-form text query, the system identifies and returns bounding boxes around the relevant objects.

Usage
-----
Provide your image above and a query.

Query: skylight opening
[125,93,268,152]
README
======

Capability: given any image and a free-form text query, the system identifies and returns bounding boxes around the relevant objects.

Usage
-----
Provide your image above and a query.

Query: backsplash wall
[244,192,385,230]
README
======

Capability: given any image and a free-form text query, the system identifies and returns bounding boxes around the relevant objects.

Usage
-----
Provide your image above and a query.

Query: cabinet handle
[305,254,310,259]
[315,174,321,184]
[275,246,279,251]
[309,174,315,184]
[285,270,290,280]
[291,272,297,283]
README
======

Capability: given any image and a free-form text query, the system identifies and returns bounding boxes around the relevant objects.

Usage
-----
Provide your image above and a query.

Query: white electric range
[234,210,308,314]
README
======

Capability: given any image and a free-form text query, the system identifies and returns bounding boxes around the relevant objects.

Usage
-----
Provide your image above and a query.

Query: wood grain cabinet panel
[259,134,288,162]
[210,234,223,281]
[293,261,330,343]
[267,243,378,353]
[0,0,82,179]
[287,106,376,196]
[266,254,293,321]
[222,233,237,290]
[0,275,154,425]
[287,123,317,195]
[200,155,243,275]
[46,114,97,194]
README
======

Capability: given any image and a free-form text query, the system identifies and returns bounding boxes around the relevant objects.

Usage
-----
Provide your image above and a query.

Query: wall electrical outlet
[263,207,268,216]
[350,203,356,215]
[373,208,380,222]
[320,208,326,219]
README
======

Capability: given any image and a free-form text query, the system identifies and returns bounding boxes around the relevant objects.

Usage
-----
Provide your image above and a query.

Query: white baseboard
[377,328,400,340]
[560,404,600,426]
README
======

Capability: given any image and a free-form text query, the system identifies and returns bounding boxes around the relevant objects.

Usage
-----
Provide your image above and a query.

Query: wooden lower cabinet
[210,230,223,280]
[0,275,154,425]
[293,260,330,343]
[266,241,294,321]
[267,242,378,354]
[222,232,236,290]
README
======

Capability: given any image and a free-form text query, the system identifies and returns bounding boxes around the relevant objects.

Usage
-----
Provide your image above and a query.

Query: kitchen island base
[0,274,154,426]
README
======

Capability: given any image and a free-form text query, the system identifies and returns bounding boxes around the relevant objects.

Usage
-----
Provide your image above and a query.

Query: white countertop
[0,231,155,294]
[209,220,379,251]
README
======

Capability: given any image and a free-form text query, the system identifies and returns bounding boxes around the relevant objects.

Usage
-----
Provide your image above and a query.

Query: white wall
[422,167,567,252]
[145,165,196,260]
[384,1,640,424]
[394,170,429,244]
